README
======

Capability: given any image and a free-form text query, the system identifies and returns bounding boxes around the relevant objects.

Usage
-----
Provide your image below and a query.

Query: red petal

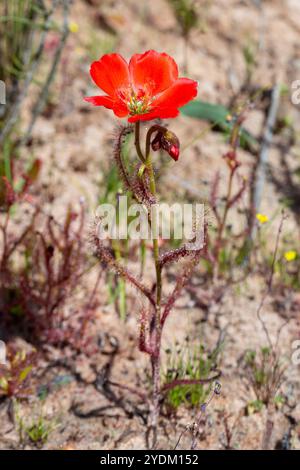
[128,78,197,122]
[128,108,179,123]
[90,53,130,97]
[84,95,114,107]
[84,95,128,118]
[154,78,198,109]
[129,50,178,96]
[112,102,128,118]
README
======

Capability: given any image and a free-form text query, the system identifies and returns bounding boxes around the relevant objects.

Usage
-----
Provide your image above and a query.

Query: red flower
[84,50,198,123]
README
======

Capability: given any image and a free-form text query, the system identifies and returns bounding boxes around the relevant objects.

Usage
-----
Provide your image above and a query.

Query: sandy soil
[1,0,300,450]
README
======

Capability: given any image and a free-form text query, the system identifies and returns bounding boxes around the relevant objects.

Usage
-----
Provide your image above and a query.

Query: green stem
[219,168,234,241]
[134,123,162,445]
[112,239,126,321]
[214,167,234,280]
[134,122,146,163]
[145,152,162,306]
[145,138,163,446]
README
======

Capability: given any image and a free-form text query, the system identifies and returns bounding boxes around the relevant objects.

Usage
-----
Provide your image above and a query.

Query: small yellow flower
[284,250,297,262]
[69,21,79,33]
[256,213,269,224]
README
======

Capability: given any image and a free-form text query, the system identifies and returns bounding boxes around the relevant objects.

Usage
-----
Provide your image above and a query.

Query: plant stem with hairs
[93,122,216,447]
[135,121,162,440]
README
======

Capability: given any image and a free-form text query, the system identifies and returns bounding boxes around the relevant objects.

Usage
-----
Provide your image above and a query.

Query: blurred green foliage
[181,100,258,150]
[163,339,221,410]
[168,0,198,38]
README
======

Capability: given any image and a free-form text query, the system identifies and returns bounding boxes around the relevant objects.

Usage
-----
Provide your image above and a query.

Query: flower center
[118,87,152,115]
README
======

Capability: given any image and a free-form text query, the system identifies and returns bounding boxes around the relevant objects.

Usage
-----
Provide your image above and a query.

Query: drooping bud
[151,128,180,161]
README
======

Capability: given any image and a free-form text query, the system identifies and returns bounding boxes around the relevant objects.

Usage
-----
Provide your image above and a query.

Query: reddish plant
[0,345,37,399]
[208,111,249,281]
[0,170,97,349]
[86,50,218,445]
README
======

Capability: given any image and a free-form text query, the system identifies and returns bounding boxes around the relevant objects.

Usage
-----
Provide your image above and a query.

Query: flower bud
[151,128,180,161]
[223,150,240,170]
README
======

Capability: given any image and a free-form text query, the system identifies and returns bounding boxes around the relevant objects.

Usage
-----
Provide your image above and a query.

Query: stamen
[118,86,152,116]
